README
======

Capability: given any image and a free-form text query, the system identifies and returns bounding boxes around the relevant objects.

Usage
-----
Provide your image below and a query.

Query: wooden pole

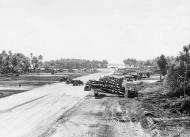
[184,63,187,98]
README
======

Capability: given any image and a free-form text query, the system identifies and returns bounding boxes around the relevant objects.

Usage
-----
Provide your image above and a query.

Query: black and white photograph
[0,0,190,137]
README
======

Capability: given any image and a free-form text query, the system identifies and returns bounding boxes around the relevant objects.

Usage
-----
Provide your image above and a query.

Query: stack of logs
[85,76,125,95]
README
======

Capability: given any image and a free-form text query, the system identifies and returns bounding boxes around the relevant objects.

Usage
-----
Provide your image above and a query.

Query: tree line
[43,59,108,70]
[123,57,175,69]
[0,51,43,74]
[123,58,157,68]
[0,50,108,74]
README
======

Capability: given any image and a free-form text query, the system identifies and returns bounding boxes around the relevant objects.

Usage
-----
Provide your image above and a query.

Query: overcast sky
[0,0,190,64]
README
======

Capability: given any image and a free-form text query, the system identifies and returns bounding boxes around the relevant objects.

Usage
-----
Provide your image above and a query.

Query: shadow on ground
[94,93,124,99]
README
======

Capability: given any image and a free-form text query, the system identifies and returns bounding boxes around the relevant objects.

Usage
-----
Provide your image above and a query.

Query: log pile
[99,76,124,95]
[84,76,125,95]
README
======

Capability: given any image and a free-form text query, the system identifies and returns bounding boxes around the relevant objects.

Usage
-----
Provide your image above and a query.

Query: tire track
[0,95,47,113]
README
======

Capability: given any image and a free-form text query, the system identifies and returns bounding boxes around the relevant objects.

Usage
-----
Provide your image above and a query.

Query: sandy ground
[44,94,150,137]
[0,69,149,137]
[0,69,112,137]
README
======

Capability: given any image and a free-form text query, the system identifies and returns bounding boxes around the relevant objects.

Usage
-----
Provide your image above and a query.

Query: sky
[0,0,190,64]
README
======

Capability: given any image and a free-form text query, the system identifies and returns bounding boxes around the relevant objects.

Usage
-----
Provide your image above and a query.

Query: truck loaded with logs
[84,75,138,98]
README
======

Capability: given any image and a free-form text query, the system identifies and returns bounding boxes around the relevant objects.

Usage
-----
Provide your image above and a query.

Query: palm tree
[38,55,43,68]
[183,45,190,63]
[157,55,168,80]
[38,55,43,60]
[183,46,189,54]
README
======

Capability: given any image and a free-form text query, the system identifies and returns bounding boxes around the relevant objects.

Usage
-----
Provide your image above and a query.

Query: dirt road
[0,69,149,137]
[0,69,112,137]
[43,93,150,137]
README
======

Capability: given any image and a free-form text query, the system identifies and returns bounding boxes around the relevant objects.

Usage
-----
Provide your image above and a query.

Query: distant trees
[31,56,39,70]
[123,58,138,67]
[157,54,168,80]
[144,60,152,66]
[102,60,108,68]
[43,59,108,70]
[0,51,43,74]
[123,58,156,68]
[11,53,30,73]
[30,54,43,71]
[0,50,108,74]
[0,51,30,74]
